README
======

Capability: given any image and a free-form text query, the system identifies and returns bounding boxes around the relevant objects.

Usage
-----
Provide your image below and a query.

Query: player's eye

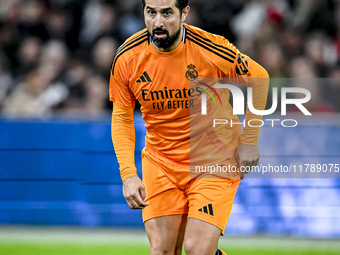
[147,10,156,16]
[164,11,171,16]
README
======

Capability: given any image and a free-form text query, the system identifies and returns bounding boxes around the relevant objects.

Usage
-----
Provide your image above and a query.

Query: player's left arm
[234,55,270,178]
[193,33,269,178]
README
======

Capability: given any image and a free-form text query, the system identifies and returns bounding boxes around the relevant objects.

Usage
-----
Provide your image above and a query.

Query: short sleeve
[109,56,135,109]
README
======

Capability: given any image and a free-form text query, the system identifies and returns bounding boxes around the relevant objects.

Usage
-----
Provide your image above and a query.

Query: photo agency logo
[199,82,312,128]
[190,79,340,179]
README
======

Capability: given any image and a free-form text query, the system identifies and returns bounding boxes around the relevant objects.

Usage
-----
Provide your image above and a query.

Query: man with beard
[110,0,269,254]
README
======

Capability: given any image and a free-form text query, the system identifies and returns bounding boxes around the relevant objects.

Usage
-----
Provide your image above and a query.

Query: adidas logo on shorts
[198,203,214,216]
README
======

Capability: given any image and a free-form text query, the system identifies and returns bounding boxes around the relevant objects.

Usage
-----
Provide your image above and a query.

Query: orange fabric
[218,249,228,255]
[111,103,137,180]
[239,57,269,145]
[110,23,269,179]
[141,150,240,235]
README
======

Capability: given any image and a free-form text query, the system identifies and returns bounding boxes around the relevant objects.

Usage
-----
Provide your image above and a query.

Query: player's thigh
[142,151,188,222]
[183,218,221,255]
[145,215,187,255]
[186,176,240,235]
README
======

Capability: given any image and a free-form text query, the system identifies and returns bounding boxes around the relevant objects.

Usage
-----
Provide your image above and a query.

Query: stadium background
[0,0,340,254]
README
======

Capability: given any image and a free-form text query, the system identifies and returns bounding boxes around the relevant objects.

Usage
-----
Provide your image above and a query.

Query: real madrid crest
[185,64,198,81]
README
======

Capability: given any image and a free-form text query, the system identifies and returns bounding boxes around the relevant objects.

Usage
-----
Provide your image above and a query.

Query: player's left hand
[235,143,260,179]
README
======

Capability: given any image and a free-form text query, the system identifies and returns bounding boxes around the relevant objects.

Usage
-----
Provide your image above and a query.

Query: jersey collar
[182,24,187,43]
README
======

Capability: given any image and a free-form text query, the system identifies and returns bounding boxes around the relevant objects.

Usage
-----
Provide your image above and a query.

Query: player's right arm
[110,54,148,209]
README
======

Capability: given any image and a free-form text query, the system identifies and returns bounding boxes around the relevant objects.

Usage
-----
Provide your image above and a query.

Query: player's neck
[152,25,183,53]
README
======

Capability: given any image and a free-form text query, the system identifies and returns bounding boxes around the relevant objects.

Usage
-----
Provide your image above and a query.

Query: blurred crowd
[0,0,340,118]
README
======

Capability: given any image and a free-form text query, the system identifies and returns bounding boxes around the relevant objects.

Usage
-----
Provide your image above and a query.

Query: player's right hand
[122,176,149,209]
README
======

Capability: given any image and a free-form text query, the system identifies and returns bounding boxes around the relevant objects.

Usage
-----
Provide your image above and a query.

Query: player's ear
[181,6,190,22]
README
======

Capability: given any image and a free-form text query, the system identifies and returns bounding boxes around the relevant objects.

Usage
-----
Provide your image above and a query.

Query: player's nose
[154,13,164,28]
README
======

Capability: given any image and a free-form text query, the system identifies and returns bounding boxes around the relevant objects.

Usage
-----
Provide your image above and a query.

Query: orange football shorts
[141,149,241,235]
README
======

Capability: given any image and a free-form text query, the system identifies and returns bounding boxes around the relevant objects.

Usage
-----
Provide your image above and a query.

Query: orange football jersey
[110,23,268,170]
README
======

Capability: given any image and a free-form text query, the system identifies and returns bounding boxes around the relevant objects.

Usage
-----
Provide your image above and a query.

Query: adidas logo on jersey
[137,71,152,83]
[198,203,214,216]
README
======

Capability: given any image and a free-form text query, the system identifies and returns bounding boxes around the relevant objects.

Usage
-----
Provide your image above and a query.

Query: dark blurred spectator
[44,9,73,45]
[334,2,340,63]
[80,1,119,49]
[289,57,336,113]
[258,42,287,78]
[288,0,336,36]
[84,74,109,115]
[327,67,340,111]
[117,0,144,40]
[0,22,21,75]
[304,32,337,77]
[0,55,13,107]
[195,0,242,42]
[2,66,68,118]
[16,36,42,76]
[0,0,339,117]
[184,5,201,27]
[40,39,69,80]
[91,36,118,81]
[96,4,120,40]
[61,59,90,112]
[230,0,266,41]
[48,0,85,52]
[290,57,317,79]
[0,0,21,20]
[280,28,304,60]
[16,0,49,42]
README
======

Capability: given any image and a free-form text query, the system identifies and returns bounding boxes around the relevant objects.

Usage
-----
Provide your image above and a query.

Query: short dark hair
[142,0,189,13]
